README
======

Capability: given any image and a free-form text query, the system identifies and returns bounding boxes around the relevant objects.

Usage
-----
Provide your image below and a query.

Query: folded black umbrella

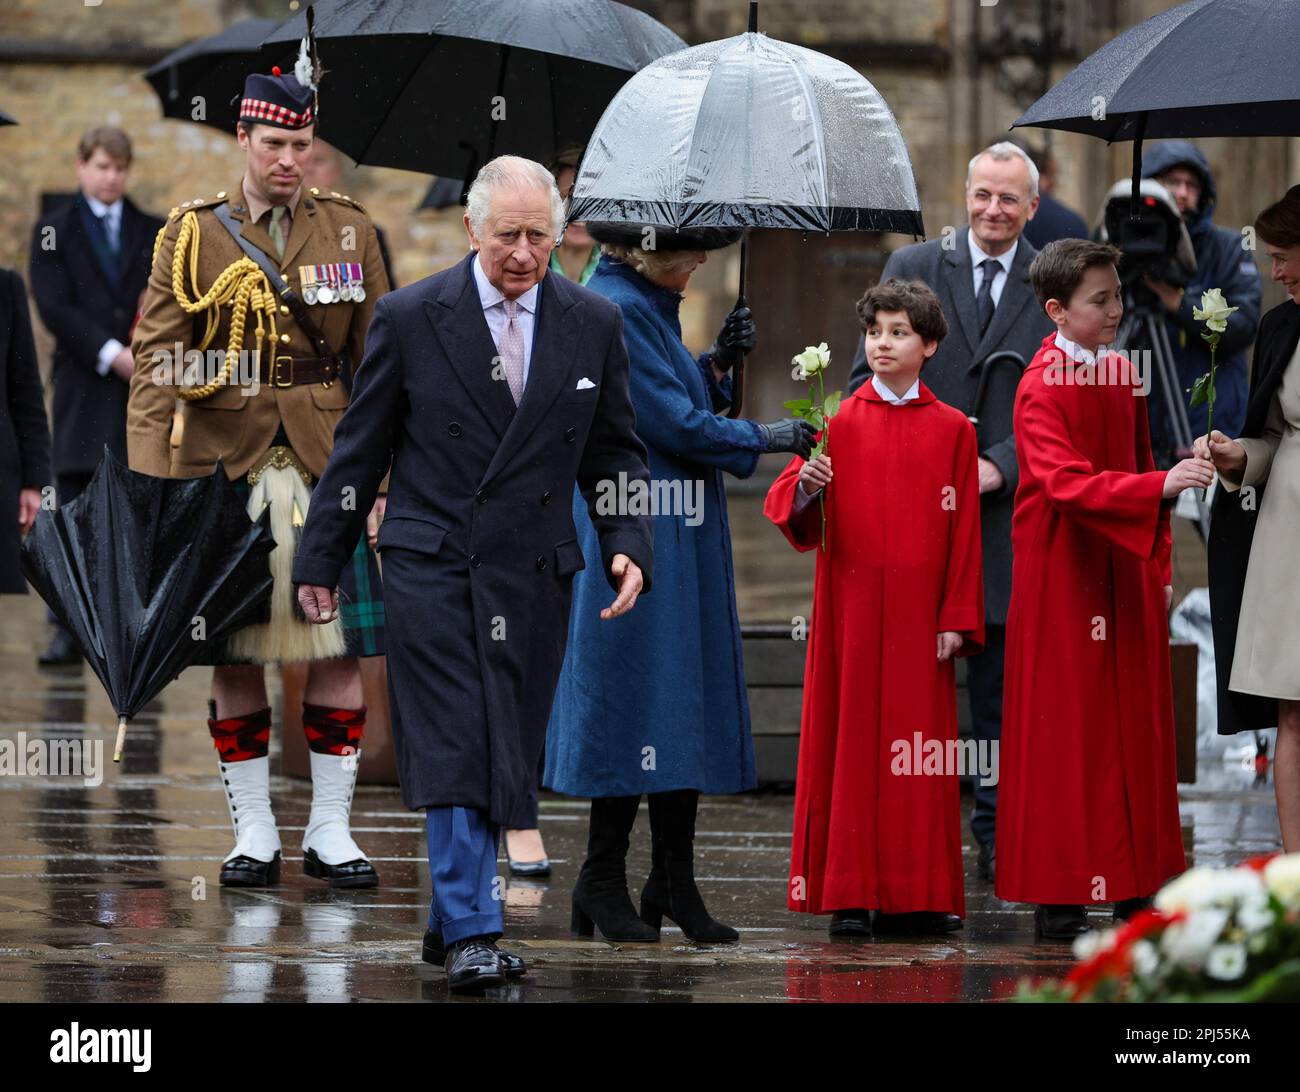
[143,17,281,133]
[262,0,687,178]
[21,449,275,761]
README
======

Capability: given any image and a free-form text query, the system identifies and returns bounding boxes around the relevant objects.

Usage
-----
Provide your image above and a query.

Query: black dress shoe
[219,851,281,887]
[874,911,963,935]
[1035,904,1091,940]
[445,937,505,992]
[38,629,81,667]
[422,929,526,977]
[508,857,552,878]
[1113,895,1153,922]
[302,847,379,889]
[977,842,995,884]
[828,909,873,936]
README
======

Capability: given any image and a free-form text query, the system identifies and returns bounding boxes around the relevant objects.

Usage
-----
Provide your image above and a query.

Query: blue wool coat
[545,256,761,797]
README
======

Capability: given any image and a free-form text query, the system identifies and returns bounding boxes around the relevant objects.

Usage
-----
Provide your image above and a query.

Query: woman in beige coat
[1199,185,1300,852]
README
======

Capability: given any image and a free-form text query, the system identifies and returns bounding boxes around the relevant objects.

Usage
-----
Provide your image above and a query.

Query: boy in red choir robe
[996,240,1214,940]
[765,279,985,938]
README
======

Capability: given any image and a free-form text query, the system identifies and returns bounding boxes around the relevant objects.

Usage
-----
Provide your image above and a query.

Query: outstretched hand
[601,553,643,620]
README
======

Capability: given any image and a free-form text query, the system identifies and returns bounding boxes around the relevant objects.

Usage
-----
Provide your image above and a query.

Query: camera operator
[1140,141,1261,451]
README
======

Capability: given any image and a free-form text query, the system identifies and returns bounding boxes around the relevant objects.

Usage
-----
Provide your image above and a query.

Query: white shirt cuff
[97,338,124,377]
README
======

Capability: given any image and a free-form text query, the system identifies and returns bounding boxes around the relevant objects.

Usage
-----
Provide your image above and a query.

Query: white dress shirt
[968,231,1017,308]
[794,375,921,510]
[472,252,539,386]
[1052,330,1107,365]
[86,195,126,377]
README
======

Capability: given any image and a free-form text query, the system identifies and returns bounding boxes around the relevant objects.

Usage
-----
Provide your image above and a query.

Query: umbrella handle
[114,716,127,764]
[726,291,747,419]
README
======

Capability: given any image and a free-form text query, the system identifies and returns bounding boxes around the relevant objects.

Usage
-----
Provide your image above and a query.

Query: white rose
[791,342,830,380]
[1264,852,1300,907]
[1205,942,1248,982]
[1192,287,1239,334]
[1160,908,1229,971]
[1155,866,1218,913]
[1236,892,1276,934]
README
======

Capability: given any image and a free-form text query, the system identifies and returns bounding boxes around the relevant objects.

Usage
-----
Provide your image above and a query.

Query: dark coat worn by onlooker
[1141,140,1262,446]
[0,269,53,593]
[29,194,163,480]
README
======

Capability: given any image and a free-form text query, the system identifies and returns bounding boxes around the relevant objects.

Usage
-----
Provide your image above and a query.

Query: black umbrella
[1012,0,1300,204]
[568,2,921,414]
[22,450,275,761]
[261,0,687,179]
[143,17,282,133]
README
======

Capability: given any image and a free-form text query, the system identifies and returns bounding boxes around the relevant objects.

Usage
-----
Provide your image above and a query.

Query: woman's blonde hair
[600,243,703,281]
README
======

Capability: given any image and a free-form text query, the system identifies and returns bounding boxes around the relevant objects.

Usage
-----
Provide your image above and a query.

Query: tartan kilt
[194,442,386,666]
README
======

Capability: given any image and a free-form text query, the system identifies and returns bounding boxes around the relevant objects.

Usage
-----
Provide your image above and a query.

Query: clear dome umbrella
[568,2,922,413]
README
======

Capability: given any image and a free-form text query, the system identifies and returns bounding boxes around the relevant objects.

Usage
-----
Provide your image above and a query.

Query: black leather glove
[707,305,757,373]
[757,418,817,458]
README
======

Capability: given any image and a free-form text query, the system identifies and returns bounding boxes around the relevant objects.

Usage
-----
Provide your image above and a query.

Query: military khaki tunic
[128,182,390,482]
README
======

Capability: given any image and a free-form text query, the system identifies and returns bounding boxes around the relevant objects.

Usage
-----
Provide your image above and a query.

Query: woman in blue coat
[545,223,816,942]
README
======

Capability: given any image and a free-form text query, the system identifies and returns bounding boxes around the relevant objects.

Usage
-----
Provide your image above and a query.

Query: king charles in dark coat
[293,156,652,988]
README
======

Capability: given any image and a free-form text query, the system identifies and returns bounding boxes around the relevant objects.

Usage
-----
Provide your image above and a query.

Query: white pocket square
[575,377,596,390]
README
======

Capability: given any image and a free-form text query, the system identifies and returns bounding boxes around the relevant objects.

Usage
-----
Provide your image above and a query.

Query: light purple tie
[499,299,525,404]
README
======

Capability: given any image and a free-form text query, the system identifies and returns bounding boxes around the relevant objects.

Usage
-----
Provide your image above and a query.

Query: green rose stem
[816,369,828,552]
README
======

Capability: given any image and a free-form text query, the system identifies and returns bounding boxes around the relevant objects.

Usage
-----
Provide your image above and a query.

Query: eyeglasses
[970,190,1027,210]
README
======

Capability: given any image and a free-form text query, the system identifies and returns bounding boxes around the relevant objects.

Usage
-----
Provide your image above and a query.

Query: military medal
[338,264,353,302]
[317,265,335,305]
[350,263,366,302]
[300,265,320,305]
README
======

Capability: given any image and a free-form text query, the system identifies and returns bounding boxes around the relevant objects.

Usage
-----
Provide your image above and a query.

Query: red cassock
[996,334,1186,906]
[765,381,984,917]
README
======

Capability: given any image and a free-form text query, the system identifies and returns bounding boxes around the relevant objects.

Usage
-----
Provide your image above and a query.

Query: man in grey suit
[848,141,1054,884]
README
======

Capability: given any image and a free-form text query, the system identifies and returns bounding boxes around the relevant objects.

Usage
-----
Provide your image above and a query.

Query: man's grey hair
[465,155,566,239]
[966,141,1040,200]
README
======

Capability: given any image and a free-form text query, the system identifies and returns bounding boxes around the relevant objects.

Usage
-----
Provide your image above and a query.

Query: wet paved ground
[0,591,1282,1003]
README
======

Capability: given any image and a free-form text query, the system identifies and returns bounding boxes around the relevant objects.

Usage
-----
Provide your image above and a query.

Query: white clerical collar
[84,194,122,222]
[473,252,539,315]
[871,374,921,404]
[968,231,1016,273]
[1053,330,1109,365]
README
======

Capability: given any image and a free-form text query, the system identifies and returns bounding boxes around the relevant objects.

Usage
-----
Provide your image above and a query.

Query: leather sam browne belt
[259,354,342,388]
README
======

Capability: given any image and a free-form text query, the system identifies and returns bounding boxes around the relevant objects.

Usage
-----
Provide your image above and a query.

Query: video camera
[1097,178,1197,301]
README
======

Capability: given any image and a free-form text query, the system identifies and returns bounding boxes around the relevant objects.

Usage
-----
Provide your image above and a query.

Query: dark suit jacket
[0,269,52,593]
[848,228,1054,624]
[293,253,654,821]
[1207,298,1300,735]
[29,195,164,477]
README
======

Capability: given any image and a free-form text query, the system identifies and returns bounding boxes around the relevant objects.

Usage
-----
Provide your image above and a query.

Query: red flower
[1241,853,1278,873]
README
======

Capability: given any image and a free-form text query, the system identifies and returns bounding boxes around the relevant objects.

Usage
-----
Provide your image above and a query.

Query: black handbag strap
[211,201,347,382]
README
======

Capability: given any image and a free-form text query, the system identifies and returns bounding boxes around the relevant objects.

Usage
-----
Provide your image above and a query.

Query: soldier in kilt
[128,56,390,889]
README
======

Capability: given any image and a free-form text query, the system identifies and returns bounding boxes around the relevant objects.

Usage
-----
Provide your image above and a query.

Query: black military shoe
[1035,904,1091,940]
[444,936,505,992]
[219,851,281,887]
[422,930,526,977]
[302,847,378,888]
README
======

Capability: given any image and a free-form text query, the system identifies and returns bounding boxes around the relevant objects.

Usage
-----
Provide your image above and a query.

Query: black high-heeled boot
[570,795,658,942]
[640,789,739,943]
